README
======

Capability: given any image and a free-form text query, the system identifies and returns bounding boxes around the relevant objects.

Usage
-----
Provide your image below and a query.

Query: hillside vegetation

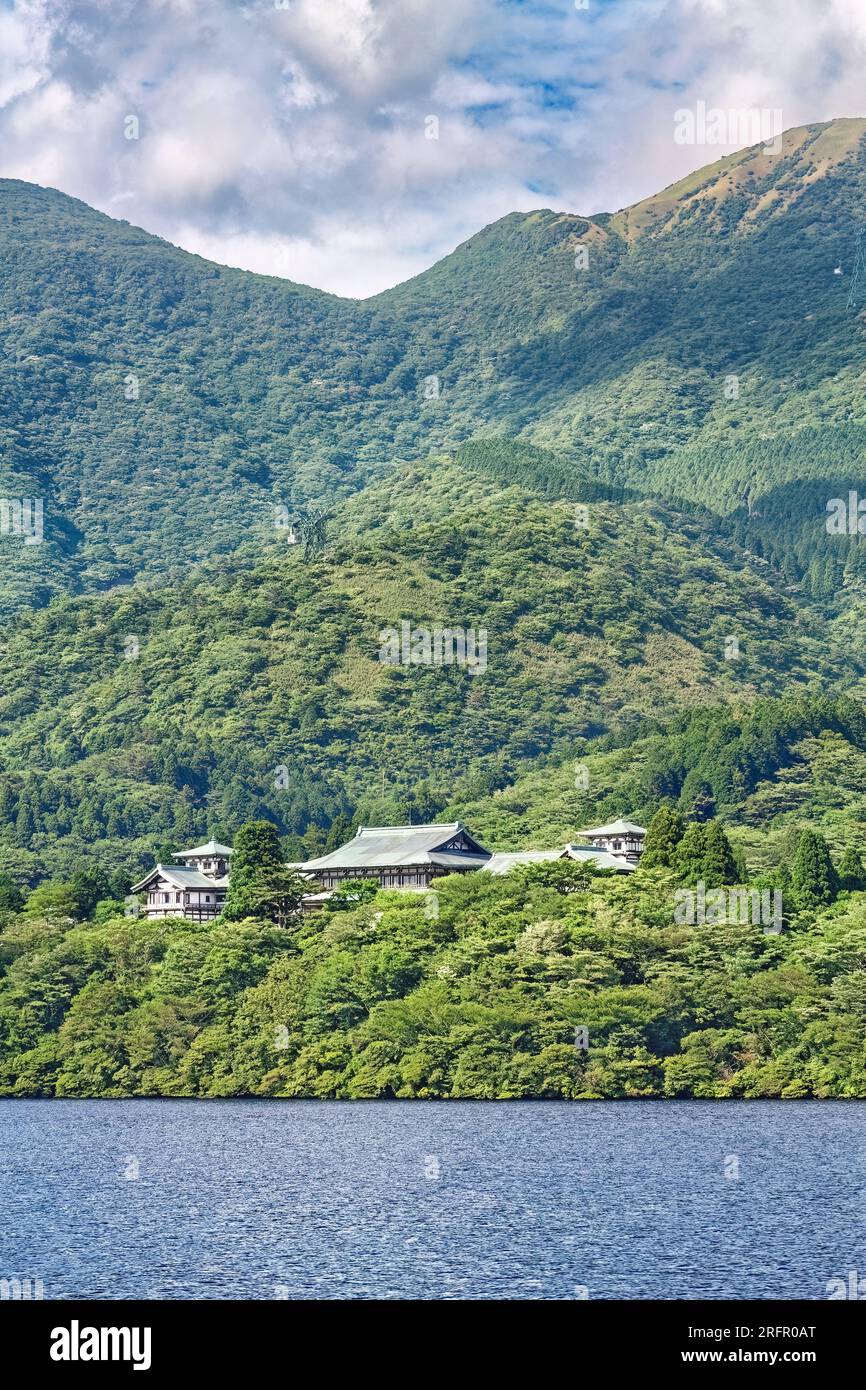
[3,122,866,1098]
[3,862,866,1099]
[0,462,860,883]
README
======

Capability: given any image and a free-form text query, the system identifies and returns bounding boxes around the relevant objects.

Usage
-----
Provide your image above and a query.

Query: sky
[0,0,865,297]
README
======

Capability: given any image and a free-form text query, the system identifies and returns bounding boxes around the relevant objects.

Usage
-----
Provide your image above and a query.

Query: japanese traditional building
[299,822,491,890]
[131,839,233,921]
[130,818,646,921]
[573,818,647,864]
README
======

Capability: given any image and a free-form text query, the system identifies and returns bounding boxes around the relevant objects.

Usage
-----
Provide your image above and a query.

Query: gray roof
[484,846,635,876]
[483,850,566,875]
[175,839,233,858]
[301,822,490,872]
[131,864,230,892]
[575,818,646,838]
[565,844,636,872]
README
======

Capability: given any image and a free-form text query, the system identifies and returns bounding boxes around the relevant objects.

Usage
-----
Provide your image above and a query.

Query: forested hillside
[4,121,866,1100]
[5,859,866,1099]
[0,461,860,885]
[2,119,866,612]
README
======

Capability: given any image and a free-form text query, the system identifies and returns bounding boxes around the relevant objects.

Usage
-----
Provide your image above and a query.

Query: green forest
[0,460,863,887]
[2,813,866,1099]
[3,119,866,615]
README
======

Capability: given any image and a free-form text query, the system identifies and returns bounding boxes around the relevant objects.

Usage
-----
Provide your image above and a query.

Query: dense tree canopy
[2,852,866,1099]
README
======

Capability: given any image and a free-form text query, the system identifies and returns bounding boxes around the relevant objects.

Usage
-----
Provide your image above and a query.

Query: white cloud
[0,0,863,295]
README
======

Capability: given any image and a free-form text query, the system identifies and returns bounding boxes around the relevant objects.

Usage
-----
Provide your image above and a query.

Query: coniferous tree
[324,814,354,852]
[641,805,686,868]
[0,870,23,913]
[14,780,38,846]
[222,819,304,926]
[789,830,840,910]
[675,820,737,887]
[701,821,738,888]
[675,823,708,885]
[839,845,864,892]
[0,781,16,832]
[70,866,112,919]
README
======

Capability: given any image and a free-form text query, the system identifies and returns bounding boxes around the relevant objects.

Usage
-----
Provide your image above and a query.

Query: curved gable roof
[131,864,229,892]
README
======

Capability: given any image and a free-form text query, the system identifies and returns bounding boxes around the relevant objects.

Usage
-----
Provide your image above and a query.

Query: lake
[2,1099,864,1299]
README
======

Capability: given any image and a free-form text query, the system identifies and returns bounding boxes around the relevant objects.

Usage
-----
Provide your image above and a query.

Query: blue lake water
[1,1099,864,1300]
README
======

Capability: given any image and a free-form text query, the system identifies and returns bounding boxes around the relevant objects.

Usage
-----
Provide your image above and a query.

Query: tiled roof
[483,850,566,875]
[301,822,490,871]
[131,865,230,892]
[484,846,635,875]
[565,844,636,871]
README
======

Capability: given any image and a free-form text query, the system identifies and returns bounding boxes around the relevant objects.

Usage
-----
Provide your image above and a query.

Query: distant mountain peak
[612,116,866,242]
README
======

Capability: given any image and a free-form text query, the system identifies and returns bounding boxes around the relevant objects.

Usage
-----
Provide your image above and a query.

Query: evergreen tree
[675,823,708,886]
[701,821,738,888]
[641,805,686,868]
[839,845,864,892]
[0,870,23,913]
[70,866,112,919]
[222,819,304,926]
[789,830,840,910]
[14,780,38,846]
[324,814,354,852]
[675,820,737,887]
[0,781,16,831]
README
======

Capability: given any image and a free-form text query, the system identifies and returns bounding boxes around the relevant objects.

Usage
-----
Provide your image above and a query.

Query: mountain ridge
[7,117,864,302]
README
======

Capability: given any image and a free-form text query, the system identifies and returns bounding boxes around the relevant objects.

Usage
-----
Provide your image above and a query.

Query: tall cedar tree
[839,846,865,892]
[675,820,738,887]
[790,830,840,909]
[641,806,686,868]
[222,820,304,926]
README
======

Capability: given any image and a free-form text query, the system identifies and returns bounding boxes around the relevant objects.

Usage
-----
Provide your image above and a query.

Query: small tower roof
[174,839,233,858]
[575,818,646,838]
